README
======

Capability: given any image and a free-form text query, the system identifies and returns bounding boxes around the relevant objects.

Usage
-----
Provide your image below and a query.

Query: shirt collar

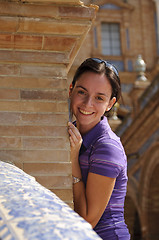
[81,116,110,150]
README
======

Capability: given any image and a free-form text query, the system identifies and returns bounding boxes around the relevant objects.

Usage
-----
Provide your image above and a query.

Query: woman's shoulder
[91,132,127,165]
[93,129,123,150]
[94,116,122,148]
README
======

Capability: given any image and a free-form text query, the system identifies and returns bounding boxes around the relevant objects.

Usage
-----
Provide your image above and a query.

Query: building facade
[0,0,159,239]
[69,0,159,239]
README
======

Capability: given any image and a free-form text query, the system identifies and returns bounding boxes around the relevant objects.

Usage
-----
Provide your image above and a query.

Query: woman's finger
[68,128,77,145]
[68,122,82,150]
[68,122,82,141]
[69,129,82,148]
[69,135,75,147]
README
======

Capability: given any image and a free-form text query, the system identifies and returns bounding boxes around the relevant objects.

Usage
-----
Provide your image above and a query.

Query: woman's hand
[68,122,83,158]
[68,122,82,178]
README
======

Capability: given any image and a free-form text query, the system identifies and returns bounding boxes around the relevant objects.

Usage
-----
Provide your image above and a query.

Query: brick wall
[0,0,97,206]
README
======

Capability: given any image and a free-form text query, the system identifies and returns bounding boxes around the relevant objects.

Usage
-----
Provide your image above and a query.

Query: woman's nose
[84,96,93,106]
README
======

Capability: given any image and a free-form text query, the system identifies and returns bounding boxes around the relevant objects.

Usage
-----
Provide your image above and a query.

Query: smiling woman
[70,72,115,135]
[68,58,130,240]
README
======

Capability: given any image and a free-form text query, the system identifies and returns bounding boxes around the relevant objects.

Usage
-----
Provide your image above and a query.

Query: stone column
[0,0,97,207]
[130,55,150,118]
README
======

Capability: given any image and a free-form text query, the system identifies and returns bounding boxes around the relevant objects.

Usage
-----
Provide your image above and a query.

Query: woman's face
[70,71,116,134]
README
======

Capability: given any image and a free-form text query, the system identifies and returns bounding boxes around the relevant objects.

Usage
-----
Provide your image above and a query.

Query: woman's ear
[106,97,116,111]
[69,83,73,97]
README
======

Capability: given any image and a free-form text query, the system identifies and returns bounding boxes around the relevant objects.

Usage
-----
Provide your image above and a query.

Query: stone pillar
[129,80,150,118]
[108,103,122,132]
[130,55,150,118]
[0,0,97,207]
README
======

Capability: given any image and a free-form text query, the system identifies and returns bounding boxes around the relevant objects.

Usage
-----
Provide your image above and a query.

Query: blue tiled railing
[0,161,101,240]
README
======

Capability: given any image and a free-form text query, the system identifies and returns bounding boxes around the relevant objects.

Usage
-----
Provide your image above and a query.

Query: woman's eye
[78,90,85,95]
[96,96,104,101]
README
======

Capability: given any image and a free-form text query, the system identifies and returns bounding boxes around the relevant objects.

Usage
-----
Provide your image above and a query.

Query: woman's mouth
[79,108,94,115]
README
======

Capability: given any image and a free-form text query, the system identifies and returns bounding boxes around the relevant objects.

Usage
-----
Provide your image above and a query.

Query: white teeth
[80,109,93,115]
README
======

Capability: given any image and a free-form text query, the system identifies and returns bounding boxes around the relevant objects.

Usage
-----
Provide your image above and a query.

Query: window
[101,23,121,56]
[92,1,134,72]
[100,4,121,10]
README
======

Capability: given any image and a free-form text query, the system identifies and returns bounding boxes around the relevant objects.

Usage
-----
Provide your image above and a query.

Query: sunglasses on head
[91,58,119,78]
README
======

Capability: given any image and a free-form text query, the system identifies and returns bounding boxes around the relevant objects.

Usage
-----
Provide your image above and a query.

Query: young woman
[68,58,130,239]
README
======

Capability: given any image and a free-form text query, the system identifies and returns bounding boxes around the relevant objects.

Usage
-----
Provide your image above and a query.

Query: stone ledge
[7,0,84,4]
[0,2,97,20]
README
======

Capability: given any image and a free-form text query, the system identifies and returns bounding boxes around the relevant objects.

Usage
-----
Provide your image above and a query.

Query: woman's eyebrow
[76,85,107,97]
[76,85,88,91]
[97,92,107,97]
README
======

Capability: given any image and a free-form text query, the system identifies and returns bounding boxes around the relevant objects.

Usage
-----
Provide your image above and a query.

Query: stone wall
[0,0,97,206]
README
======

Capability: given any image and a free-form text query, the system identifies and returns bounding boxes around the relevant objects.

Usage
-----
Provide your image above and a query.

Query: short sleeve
[89,138,125,178]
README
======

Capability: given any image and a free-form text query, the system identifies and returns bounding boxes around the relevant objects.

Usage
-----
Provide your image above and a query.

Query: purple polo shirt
[78,116,130,240]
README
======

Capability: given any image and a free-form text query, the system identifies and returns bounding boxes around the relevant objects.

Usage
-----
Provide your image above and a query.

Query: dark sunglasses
[92,58,119,77]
